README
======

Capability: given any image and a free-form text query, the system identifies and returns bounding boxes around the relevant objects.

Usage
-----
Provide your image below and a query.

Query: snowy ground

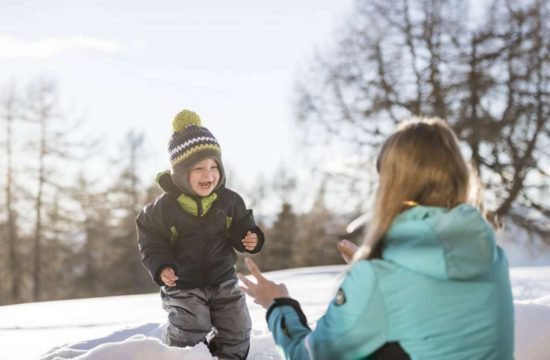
[1,266,549,360]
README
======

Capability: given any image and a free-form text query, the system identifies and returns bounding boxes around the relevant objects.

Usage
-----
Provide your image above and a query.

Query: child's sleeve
[136,201,178,286]
[229,194,265,253]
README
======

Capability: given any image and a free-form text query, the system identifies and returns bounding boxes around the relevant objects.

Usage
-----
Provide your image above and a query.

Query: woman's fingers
[337,239,357,263]
[245,257,267,282]
[237,273,260,300]
[237,272,255,289]
[339,239,357,253]
[238,258,291,308]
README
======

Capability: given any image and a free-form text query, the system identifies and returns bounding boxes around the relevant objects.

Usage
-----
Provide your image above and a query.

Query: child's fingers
[162,277,176,287]
[242,235,258,251]
[244,232,257,240]
[166,273,177,280]
[242,239,257,247]
[163,268,175,277]
[161,268,179,286]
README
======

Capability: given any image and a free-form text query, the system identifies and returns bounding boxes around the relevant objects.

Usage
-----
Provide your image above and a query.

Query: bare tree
[25,81,57,301]
[0,84,21,302]
[23,79,85,301]
[295,0,550,240]
[71,173,112,297]
[106,130,155,294]
[0,78,165,303]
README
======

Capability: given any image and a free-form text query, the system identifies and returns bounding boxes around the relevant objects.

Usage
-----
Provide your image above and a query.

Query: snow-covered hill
[1,266,549,360]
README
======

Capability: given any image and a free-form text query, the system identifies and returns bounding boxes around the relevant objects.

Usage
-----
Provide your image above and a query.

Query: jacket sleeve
[266,261,388,360]
[136,199,177,286]
[229,193,265,253]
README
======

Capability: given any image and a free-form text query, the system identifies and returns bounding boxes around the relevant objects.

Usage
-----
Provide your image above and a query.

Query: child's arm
[230,195,265,253]
[136,202,178,286]
[230,210,265,253]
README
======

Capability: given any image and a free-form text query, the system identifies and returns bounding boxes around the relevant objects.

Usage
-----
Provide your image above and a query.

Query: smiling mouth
[199,181,213,189]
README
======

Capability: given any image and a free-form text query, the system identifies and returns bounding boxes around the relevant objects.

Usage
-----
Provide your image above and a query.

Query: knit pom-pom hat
[168,109,225,195]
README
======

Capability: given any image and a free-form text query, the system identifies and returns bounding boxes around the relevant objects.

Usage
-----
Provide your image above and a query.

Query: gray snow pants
[161,278,252,359]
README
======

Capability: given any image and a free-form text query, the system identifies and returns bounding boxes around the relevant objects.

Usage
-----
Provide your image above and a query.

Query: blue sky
[1,0,355,190]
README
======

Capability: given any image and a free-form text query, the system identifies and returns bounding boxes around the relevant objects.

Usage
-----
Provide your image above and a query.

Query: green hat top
[172,109,202,132]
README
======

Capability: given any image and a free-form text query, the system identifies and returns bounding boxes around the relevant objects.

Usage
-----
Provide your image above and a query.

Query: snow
[1,266,549,360]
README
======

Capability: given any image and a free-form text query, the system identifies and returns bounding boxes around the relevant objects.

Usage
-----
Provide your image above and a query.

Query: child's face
[188,157,220,196]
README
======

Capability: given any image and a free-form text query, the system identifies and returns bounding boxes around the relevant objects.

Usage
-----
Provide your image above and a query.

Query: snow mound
[514,295,550,360]
[0,266,548,360]
[42,334,214,360]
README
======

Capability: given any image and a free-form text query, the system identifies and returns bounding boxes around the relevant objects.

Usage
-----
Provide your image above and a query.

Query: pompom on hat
[168,109,225,195]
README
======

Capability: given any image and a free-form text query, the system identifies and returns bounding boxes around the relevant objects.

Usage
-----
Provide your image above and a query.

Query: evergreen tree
[261,202,298,271]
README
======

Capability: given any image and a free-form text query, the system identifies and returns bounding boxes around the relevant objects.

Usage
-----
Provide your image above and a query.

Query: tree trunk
[3,88,20,302]
[32,106,47,301]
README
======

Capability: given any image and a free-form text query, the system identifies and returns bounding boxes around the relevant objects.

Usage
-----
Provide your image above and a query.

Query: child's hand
[242,231,258,251]
[161,267,178,287]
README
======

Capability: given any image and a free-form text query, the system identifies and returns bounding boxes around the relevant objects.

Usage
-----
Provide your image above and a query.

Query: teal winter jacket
[267,204,514,359]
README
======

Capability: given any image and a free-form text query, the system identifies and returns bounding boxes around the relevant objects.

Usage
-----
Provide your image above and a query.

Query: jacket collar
[156,170,219,217]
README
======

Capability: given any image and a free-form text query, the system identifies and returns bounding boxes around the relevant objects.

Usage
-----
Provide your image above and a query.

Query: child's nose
[203,170,215,179]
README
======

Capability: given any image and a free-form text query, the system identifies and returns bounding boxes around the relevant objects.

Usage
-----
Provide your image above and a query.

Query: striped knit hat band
[168,110,222,168]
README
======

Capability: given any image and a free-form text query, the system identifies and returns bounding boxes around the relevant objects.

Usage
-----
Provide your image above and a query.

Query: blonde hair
[355,117,474,260]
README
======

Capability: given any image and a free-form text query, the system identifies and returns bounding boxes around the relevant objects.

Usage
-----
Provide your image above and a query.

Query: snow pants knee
[161,278,252,359]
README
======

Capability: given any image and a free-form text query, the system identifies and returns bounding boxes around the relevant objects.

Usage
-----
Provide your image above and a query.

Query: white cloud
[0,35,121,59]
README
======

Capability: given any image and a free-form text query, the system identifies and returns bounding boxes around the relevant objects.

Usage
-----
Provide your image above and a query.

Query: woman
[238,118,514,359]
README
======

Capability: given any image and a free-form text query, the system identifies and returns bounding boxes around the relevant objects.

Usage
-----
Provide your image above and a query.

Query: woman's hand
[337,239,358,264]
[237,257,289,308]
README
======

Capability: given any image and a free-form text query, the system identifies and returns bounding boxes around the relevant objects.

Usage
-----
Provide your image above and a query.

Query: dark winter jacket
[136,171,264,289]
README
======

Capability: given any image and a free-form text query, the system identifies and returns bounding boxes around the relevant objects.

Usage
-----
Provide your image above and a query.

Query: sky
[1,265,549,359]
[0,0,356,191]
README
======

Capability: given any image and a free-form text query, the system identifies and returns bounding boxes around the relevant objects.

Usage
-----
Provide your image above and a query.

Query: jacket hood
[156,170,226,198]
[156,170,181,197]
[382,204,496,280]
[155,170,222,217]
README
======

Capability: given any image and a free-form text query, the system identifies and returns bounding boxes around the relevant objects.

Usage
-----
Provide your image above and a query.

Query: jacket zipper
[197,198,207,284]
